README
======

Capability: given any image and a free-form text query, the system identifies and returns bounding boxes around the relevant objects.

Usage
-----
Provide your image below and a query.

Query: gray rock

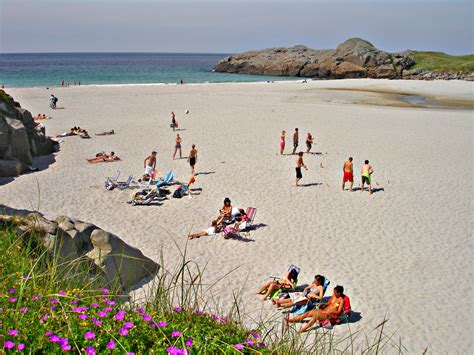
[0,159,25,177]
[55,215,75,231]
[4,117,32,165]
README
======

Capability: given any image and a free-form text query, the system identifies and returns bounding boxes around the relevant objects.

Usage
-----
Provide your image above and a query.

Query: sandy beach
[1,79,472,353]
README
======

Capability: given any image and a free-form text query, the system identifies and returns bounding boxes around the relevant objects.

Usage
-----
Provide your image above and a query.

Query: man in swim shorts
[144,151,157,178]
[189,144,197,175]
[295,152,308,186]
[305,132,313,154]
[361,160,374,194]
[292,128,299,155]
[342,157,354,191]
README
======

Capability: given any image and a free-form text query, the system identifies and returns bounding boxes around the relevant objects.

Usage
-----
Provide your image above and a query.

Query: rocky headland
[0,90,57,177]
[214,38,473,80]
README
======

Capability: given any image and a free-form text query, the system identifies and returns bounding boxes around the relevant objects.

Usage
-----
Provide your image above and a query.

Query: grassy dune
[412,51,474,73]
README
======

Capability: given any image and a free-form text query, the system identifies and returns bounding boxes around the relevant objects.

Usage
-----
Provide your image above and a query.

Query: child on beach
[280,130,286,155]
[173,134,182,159]
[342,157,354,191]
[295,152,308,186]
[361,160,374,194]
[189,144,197,174]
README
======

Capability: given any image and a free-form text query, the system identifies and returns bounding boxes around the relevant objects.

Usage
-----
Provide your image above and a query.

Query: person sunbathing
[285,285,345,333]
[95,129,115,136]
[188,220,223,240]
[79,129,90,139]
[87,152,119,163]
[215,197,232,225]
[272,275,325,309]
[34,113,49,120]
[256,268,298,302]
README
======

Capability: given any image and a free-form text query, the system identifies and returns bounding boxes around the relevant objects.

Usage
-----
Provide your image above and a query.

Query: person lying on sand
[87,151,119,163]
[256,268,298,302]
[272,275,325,309]
[34,113,49,120]
[188,220,223,240]
[285,285,345,333]
[56,126,88,138]
[95,129,115,136]
[215,197,232,225]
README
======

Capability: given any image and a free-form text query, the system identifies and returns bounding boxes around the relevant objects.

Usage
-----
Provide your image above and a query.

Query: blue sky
[0,0,472,54]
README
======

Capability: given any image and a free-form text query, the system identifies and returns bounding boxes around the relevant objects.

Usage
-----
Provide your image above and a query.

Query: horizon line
[0,51,233,55]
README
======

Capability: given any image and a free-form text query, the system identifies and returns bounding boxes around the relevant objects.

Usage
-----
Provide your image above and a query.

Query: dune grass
[412,51,474,73]
[1,215,405,353]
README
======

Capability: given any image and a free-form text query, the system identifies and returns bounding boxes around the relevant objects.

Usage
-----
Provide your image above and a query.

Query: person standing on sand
[361,160,374,194]
[171,112,177,131]
[144,151,157,178]
[280,130,286,155]
[295,152,308,186]
[189,144,197,174]
[306,132,314,154]
[342,157,354,191]
[173,134,182,159]
[292,128,299,154]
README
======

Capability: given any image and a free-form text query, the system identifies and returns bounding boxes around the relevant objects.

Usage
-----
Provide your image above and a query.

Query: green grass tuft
[412,51,474,73]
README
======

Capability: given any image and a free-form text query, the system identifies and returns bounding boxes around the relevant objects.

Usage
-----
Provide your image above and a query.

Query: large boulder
[0,90,56,177]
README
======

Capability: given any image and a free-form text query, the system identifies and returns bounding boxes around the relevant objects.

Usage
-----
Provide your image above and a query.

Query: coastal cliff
[214,38,473,80]
[0,90,57,177]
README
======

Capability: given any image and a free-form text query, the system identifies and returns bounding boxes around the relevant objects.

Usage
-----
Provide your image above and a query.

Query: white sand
[1,79,472,353]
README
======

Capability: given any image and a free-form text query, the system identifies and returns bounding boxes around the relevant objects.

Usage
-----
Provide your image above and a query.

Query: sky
[0,0,472,54]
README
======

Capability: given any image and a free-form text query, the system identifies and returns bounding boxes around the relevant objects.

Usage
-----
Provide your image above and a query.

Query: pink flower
[8,287,15,294]
[167,347,186,355]
[62,345,71,351]
[32,295,42,301]
[114,310,126,320]
[50,298,59,304]
[41,313,48,322]
[119,328,128,336]
[257,342,266,348]
[142,313,152,321]
[7,330,18,336]
[58,338,68,346]
[102,307,113,312]
[251,332,260,339]
[123,322,134,329]
[98,311,107,318]
[173,307,182,313]
[50,335,60,343]
[17,343,25,351]
[59,291,66,296]
[9,298,17,303]
[50,305,55,310]
[234,343,244,350]
[171,331,181,337]
[157,321,167,327]
[101,288,109,294]
[149,322,157,328]
[90,303,99,308]
[78,314,88,320]
[85,346,96,355]
[69,300,78,305]
[186,338,193,347]
[194,309,204,315]
[20,307,29,313]
[245,340,254,346]
[4,341,15,349]
[212,314,219,320]
[106,340,115,350]
[84,331,95,340]
[135,308,145,313]
[45,331,54,337]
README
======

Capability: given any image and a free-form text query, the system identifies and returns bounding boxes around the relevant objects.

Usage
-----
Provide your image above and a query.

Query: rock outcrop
[213,38,423,79]
[0,212,159,291]
[0,90,57,177]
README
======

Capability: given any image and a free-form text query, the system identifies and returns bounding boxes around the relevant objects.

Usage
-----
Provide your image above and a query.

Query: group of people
[34,113,50,121]
[87,151,120,164]
[61,80,80,87]
[56,126,90,138]
[280,128,314,155]
[342,157,375,194]
[257,269,349,333]
[187,198,248,240]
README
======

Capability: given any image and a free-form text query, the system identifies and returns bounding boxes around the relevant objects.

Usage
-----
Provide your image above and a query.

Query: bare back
[344,161,353,173]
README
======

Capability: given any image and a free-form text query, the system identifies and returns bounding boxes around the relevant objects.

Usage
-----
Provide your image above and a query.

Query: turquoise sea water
[0,53,294,88]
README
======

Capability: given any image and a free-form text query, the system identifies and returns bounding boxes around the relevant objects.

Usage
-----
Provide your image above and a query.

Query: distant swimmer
[292,128,299,155]
[280,130,286,155]
[173,134,182,160]
[144,151,157,179]
[342,157,354,192]
[361,160,374,194]
[295,152,308,186]
[189,144,197,175]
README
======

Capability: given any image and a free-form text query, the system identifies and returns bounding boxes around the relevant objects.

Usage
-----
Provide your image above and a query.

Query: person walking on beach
[306,132,314,154]
[361,160,374,194]
[171,112,177,131]
[280,130,286,155]
[144,151,157,179]
[173,134,182,159]
[50,94,58,109]
[292,128,299,154]
[189,144,198,174]
[295,152,308,186]
[342,157,354,191]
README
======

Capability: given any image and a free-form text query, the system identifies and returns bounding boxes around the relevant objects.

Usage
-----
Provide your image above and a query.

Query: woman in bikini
[272,275,325,308]
[256,268,298,302]
[215,197,232,225]
[280,130,286,155]
[173,134,182,159]
[285,285,345,333]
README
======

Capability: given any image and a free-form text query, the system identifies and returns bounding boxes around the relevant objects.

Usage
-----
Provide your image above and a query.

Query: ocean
[0,53,293,88]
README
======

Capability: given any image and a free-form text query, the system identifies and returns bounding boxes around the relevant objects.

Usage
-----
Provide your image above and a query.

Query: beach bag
[172,188,183,199]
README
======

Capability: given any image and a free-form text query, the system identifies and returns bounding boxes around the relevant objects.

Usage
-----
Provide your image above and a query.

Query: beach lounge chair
[105,170,120,190]
[263,265,300,300]
[116,175,133,190]
[156,171,174,188]
[289,278,331,315]
[329,295,351,325]
[130,187,167,206]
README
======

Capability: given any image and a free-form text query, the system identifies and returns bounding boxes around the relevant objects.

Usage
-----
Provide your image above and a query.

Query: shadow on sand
[0,153,57,187]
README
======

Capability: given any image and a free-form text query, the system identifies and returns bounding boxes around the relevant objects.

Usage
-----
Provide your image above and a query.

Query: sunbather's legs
[260,282,280,301]
[299,310,329,333]
[187,231,208,240]
[256,281,273,295]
